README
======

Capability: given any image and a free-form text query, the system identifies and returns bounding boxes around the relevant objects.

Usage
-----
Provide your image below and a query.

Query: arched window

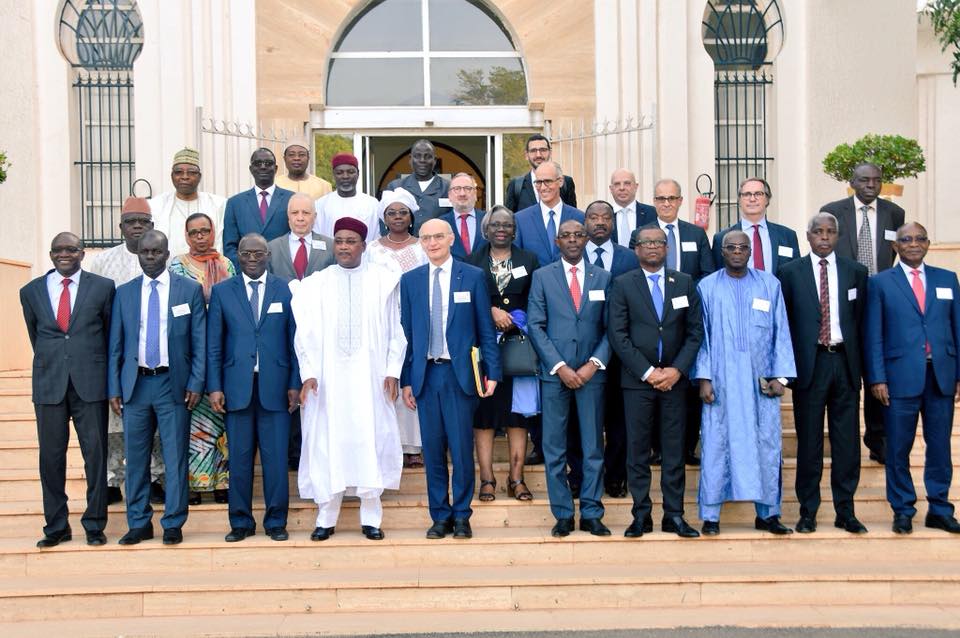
[326,0,527,107]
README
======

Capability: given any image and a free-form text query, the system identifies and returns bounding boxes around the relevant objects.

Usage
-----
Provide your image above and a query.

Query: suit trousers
[416,361,478,523]
[652,387,701,458]
[123,373,190,530]
[601,362,627,486]
[792,349,861,519]
[624,382,687,521]
[863,391,885,452]
[541,379,605,521]
[883,362,955,518]
[226,375,290,530]
[34,380,108,535]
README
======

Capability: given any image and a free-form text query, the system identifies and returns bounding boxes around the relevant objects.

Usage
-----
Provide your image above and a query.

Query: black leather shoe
[662,516,700,538]
[868,444,886,465]
[925,513,960,534]
[649,451,662,466]
[892,514,913,534]
[624,519,645,538]
[266,527,289,541]
[119,526,154,545]
[643,514,653,534]
[426,520,452,539]
[524,450,545,465]
[579,518,611,536]
[188,491,202,506]
[452,519,473,539]
[162,528,183,545]
[605,480,628,499]
[835,516,868,534]
[795,516,817,534]
[107,486,123,505]
[310,526,335,541]
[685,453,701,467]
[86,530,107,546]
[362,525,385,540]
[225,527,256,542]
[213,489,229,504]
[36,528,72,548]
[701,521,720,536]
[569,482,581,499]
[755,516,793,535]
[149,481,166,505]
[551,517,575,537]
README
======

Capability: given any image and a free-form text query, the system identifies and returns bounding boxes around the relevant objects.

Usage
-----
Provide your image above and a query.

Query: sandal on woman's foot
[404,453,424,469]
[508,479,533,501]
[478,479,497,502]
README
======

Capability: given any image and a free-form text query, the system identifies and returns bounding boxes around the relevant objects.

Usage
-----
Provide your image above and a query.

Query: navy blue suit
[207,274,299,531]
[865,264,960,519]
[222,187,295,266]
[527,260,611,521]
[108,273,205,531]
[400,259,501,523]
[712,219,799,276]
[514,203,584,266]
[440,209,488,261]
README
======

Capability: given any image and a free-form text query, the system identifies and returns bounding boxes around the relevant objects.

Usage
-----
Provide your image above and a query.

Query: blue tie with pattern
[649,273,663,361]
[249,280,261,324]
[429,267,444,358]
[666,224,677,270]
[145,280,161,368]
[593,246,605,268]
[546,210,557,259]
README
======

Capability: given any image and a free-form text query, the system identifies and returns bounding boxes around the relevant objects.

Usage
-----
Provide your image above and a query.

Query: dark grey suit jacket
[20,270,115,404]
[266,231,335,281]
[820,196,905,272]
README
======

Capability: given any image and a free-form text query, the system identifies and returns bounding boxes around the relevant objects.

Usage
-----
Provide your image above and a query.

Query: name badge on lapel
[884,229,897,242]
[511,266,528,279]
[777,246,793,258]
[937,287,954,300]
[454,291,471,303]
[848,288,857,301]
[681,241,698,253]
[672,295,689,309]
[171,303,191,317]
[588,289,605,302]
[752,298,771,312]
[312,240,327,250]
[267,302,283,314]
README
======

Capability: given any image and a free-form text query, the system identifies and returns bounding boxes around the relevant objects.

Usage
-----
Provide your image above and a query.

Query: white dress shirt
[898,260,926,295]
[428,256,453,360]
[640,266,666,381]
[288,232,312,262]
[811,252,842,344]
[138,269,170,367]
[255,183,277,211]
[738,216,773,271]
[615,202,638,247]
[46,268,81,317]
[243,271,267,371]
[549,258,605,374]
[539,200,563,231]
[587,239,614,272]
[529,170,540,203]
[657,217,682,269]
[854,195,879,258]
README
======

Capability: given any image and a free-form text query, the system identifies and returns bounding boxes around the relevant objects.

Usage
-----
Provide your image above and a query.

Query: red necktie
[459,213,471,255]
[56,279,71,332]
[752,224,765,270]
[293,237,308,280]
[569,266,582,312]
[259,190,268,223]
[911,269,931,355]
[817,259,831,346]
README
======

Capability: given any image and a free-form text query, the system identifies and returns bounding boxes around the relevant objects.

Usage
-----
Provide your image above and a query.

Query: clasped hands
[646,367,681,392]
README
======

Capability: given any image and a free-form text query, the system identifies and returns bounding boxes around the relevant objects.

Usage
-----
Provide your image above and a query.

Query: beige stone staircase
[0,368,959,637]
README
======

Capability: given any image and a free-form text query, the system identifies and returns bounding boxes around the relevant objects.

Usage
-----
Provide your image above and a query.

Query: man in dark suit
[267,193,335,281]
[638,178,715,466]
[505,134,577,211]
[821,162,906,465]
[514,161,585,267]
[528,220,612,538]
[583,200,639,498]
[208,233,300,543]
[400,218,501,540]
[386,139,451,234]
[609,168,656,247]
[108,230,206,545]
[20,232,115,548]
[223,147,294,266]
[780,212,869,535]
[440,172,487,261]
[712,177,799,277]
[865,222,960,535]
[608,226,704,538]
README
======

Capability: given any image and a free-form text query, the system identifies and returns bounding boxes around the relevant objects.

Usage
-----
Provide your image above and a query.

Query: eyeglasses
[250,160,275,168]
[723,243,751,253]
[527,146,550,155]
[738,191,767,199]
[420,233,449,243]
[653,196,682,204]
[51,246,81,254]
[238,250,268,259]
[187,228,212,238]
[557,231,588,239]
[488,222,515,230]
[384,209,411,218]
[637,239,667,247]
[449,186,476,193]
[533,178,561,187]
[897,235,929,244]
[172,169,201,177]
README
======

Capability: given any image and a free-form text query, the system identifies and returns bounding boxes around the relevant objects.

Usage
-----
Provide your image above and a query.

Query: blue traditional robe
[693,269,796,519]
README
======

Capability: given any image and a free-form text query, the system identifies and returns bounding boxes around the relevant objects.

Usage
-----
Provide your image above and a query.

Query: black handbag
[499,331,539,377]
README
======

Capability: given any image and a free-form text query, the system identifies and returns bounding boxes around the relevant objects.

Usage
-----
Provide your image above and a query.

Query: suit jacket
[400,259,502,397]
[20,270,116,404]
[266,231,335,281]
[505,173,578,211]
[108,273,206,403]
[612,201,657,246]
[222,186,295,266]
[527,260,612,382]
[636,219,715,282]
[779,255,867,390]
[865,264,960,398]
[607,268,704,388]
[466,245,540,313]
[513,203,585,266]
[441,209,489,261]
[712,219,800,276]
[206,274,300,412]
[386,173,451,234]
[820,196,905,272]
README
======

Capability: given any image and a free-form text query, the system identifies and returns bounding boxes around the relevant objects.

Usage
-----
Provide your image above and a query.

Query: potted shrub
[0,150,9,184]
[822,133,926,197]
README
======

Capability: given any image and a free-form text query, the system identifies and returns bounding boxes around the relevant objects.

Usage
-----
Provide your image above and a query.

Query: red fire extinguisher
[693,173,714,230]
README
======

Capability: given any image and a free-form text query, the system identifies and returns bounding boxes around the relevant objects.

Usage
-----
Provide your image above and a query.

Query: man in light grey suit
[267,193,335,282]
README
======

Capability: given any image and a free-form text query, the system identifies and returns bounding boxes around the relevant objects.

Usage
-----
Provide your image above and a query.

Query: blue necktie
[593,246,605,268]
[145,279,161,368]
[546,210,557,259]
[649,273,663,361]
[665,224,677,270]
[429,267,444,358]
[249,280,261,324]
